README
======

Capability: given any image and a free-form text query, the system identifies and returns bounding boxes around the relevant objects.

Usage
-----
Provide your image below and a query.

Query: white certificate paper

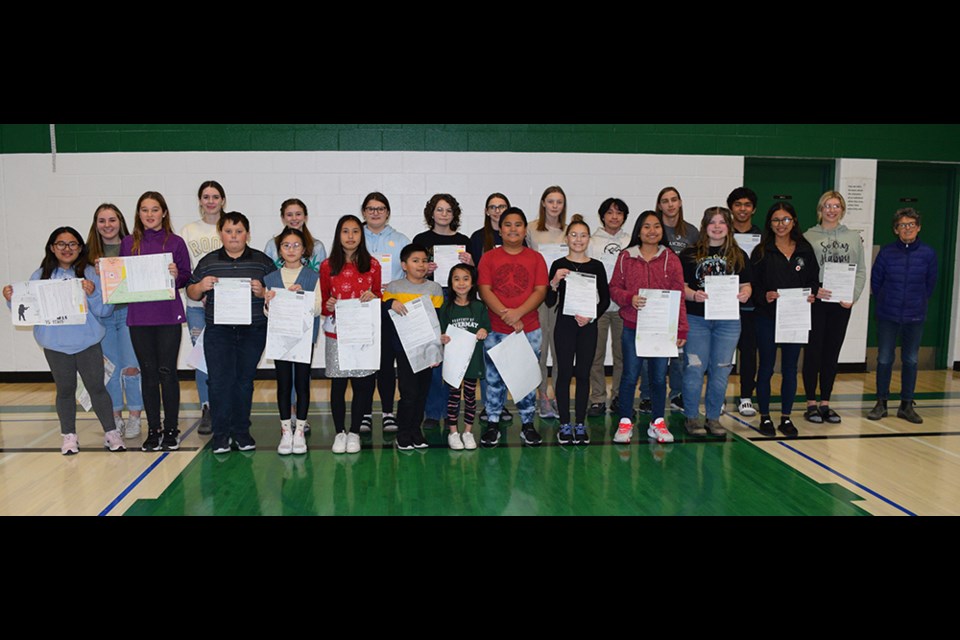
[214,278,252,325]
[336,299,381,370]
[775,288,811,343]
[704,275,741,320]
[441,325,477,388]
[487,331,542,401]
[10,279,87,326]
[822,263,857,304]
[433,245,465,288]
[538,244,569,271]
[388,296,443,373]
[734,234,762,259]
[562,271,598,319]
[265,289,315,364]
[186,328,208,374]
[76,355,115,412]
[635,289,680,358]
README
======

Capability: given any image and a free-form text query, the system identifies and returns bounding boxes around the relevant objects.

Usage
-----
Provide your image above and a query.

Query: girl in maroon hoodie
[609,210,688,444]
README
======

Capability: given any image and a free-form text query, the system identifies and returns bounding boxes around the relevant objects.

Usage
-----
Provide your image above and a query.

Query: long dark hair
[131,191,174,255]
[656,186,687,231]
[278,198,317,257]
[627,210,668,250]
[483,192,511,253]
[41,227,89,279]
[445,263,479,305]
[86,203,130,264]
[757,201,810,259]
[329,214,372,276]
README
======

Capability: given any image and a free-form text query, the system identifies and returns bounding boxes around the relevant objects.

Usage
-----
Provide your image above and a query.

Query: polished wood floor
[1,370,958,515]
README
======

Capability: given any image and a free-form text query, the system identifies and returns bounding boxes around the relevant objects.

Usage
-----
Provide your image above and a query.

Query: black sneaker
[422,418,440,430]
[160,429,180,451]
[396,431,415,450]
[359,414,373,433]
[669,395,684,411]
[520,423,542,446]
[587,402,606,417]
[212,435,231,454]
[820,406,842,424]
[610,397,620,414]
[382,413,398,432]
[197,405,213,435]
[233,431,257,451]
[411,429,429,449]
[574,423,590,445]
[141,430,163,452]
[639,399,653,413]
[557,424,575,445]
[778,417,799,438]
[500,407,513,422]
[803,406,823,423]
[480,425,500,447]
[758,416,776,437]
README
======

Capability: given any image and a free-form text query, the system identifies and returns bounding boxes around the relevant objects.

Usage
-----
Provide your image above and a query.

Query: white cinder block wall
[3,150,744,372]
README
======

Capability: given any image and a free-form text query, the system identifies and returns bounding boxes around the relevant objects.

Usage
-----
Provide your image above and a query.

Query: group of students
[3,181,937,456]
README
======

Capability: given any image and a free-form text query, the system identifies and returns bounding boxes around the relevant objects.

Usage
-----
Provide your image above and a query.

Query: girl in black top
[546,214,611,444]
[752,202,819,438]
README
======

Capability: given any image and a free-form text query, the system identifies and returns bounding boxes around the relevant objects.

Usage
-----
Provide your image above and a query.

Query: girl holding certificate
[86,204,143,439]
[320,214,382,454]
[751,202,819,438]
[121,192,192,452]
[679,207,753,437]
[610,211,688,445]
[264,227,322,455]
[546,215,610,445]
[801,191,865,424]
[3,228,124,455]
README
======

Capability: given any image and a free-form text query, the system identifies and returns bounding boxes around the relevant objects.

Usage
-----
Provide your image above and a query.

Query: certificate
[265,289,315,364]
[486,330,541,401]
[433,245,466,287]
[214,278,252,325]
[76,354,115,412]
[388,295,443,373]
[704,275,741,320]
[377,254,393,284]
[10,279,87,326]
[822,262,856,304]
[441,325,477,389]
[635,289,680,358]
[186,328,207,374]
[336,299,381,370]
[562,271,598,319]
[775,288,811,343]
[99,253,175,304]
[538,243,568,271]
[734,234,762,259]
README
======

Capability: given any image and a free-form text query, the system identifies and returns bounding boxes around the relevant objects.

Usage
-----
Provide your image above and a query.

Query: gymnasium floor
[1,370,958,516]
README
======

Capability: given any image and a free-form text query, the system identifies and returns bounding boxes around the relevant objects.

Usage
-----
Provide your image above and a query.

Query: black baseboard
[954,361,960,372]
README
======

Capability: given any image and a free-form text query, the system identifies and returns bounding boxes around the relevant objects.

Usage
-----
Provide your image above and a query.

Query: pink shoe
[61,433,79,455]
[104,429,126,452]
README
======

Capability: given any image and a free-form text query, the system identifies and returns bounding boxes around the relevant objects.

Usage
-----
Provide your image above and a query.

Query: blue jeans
[483,329,542,425]
[668,352,684,400]
[755,315,802,416]
[424,364,449,420]
[683,315,740,420]
[876,318,924,401]
[620,327,668,421]
[186,305,210,406]
[204,323,267,437]
[100,305,142,412]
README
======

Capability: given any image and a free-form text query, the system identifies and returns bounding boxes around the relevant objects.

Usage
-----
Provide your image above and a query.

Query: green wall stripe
[4,124,960,161]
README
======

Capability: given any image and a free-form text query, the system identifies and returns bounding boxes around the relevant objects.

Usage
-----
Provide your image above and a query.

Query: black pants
[396,348,433,437]
[554,314,598,425]
[331,374,375,434]
[44,344,115,435]
[129,324,181,432]
[375,304,397,414]
[737,309,758,399]
[803,301,852,402]
[276,349,313,421]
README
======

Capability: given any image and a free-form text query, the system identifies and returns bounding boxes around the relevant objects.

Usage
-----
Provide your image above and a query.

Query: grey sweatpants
[43,344,115,435]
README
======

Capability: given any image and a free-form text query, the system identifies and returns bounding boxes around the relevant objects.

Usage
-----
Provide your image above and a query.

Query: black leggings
[331,374,375,434]
[129,324,181,432]
[803,300,852,402]
[276,352,313,421]
[554,314,598,425]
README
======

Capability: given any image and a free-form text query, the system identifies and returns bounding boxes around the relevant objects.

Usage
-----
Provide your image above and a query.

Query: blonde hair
[816,191,846,224]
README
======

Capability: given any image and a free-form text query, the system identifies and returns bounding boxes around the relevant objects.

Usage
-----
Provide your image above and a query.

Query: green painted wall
[4,124,960,161]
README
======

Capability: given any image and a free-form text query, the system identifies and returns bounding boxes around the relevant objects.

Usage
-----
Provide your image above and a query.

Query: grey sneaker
[897,400,923,424]
[705,419,726,436]
[198,404,213,435]
[123,414,142,439]
[684,418,707,436]
[866,399,887,420]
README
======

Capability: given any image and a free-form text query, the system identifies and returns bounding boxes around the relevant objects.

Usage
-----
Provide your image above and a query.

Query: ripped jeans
[682,315,740,420]
[129,325,182,432]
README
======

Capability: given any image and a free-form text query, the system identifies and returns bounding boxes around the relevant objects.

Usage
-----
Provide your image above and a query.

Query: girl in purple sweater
[121,191,192,451]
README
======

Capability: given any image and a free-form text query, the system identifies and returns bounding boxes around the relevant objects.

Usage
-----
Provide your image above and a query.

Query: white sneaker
[278,429,293,455]
[346,432,361,454]
[448,432,464,450]
[461,432,477,450]
[614,418,633,444]
[114,415,125,433]
[123,414,141,439]
[647,417,675,443]
[332,432,347,454]
[738,398,757,417]
[292,428,307,455]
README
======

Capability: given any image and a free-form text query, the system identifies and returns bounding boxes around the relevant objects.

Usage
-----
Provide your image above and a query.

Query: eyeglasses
[53,242,80,250]
[364,206,387,214]
[896,221,918,229]
[486,204,507,212]
[281,242,302,250]
[771,217,793,226]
